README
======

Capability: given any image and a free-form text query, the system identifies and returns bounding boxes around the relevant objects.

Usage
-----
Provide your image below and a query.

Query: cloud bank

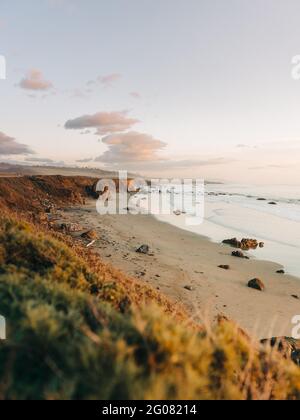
[95,131,167,164]
[0,132,33,155]
[24,157,55,163]
[64,111,139,135]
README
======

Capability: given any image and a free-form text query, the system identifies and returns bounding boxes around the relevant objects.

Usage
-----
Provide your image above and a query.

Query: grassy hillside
[0,212,300,400]
[0,162,120,178]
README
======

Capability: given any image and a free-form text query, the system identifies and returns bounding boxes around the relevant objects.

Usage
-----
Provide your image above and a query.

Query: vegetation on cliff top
[0,211,300,400]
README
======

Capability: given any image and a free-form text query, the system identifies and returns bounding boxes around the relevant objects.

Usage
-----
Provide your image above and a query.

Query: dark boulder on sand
[218,265,230,270]
[136,244,150,255]
[184,285,194,291]
[232,250,249,259]
[276,269,285,274]
[223,238,241,248]
[248,278,265,291]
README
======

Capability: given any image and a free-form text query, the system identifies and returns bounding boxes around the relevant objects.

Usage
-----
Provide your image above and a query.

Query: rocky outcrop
[248,278,265,291]
[223,237,264,251]
[92,178,140,198]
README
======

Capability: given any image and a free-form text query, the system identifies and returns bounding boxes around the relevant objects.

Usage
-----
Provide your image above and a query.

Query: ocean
[141,183,300,278]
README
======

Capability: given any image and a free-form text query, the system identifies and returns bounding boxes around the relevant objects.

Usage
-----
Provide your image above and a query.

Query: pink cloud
[95,131,167,164]
[19,69,53,91]
[64,111,139,135]
[0,132,34,155]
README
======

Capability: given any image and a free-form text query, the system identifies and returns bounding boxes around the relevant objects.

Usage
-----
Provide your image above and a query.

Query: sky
[1,0,300,184]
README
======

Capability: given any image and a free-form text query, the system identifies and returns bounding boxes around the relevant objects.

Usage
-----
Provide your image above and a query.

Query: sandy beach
[60,199,300,339]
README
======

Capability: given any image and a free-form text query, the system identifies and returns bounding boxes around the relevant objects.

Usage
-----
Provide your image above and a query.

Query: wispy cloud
[0,132,34,155]
[64,111,139,135]
[76,158,93,163]
[24,157,55,163]
[98,73,121,87]
[130,91,141,99]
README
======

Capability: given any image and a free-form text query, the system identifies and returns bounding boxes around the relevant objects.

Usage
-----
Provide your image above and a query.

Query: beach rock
[268,202,277,205]
[184,285,194,291]
[259,242,265,248]
[218,265,230,270]
[232,250,249,259]
[223,237,261,250]
[257,198,267,201]
[276,269,285,274]
[223,238,241,248]
[292,295,299,300]
[261,337,300,364]
[248,278,265,291]
[81,230,98,240]
[240,238,259,250]
[136,244,150,255]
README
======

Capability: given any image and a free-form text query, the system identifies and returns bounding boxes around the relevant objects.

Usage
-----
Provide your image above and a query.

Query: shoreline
[60,200,300,339]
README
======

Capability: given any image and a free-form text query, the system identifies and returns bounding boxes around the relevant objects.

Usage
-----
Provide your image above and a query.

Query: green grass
[0,213,300,400]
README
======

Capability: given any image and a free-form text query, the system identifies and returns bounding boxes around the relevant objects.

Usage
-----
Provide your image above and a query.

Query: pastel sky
[1,0,300,184]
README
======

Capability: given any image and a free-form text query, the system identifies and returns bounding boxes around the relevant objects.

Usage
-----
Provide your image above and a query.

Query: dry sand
[60,200,300,339]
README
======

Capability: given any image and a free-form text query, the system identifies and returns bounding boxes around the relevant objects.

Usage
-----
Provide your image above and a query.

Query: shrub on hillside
[0,214,300,400]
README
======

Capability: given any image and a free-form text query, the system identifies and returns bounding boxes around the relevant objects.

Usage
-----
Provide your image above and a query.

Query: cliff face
[0,175,97,212]
[0,175,136,214]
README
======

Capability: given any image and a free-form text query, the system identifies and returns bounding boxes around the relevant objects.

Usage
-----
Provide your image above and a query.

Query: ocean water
[137,183,300,278]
